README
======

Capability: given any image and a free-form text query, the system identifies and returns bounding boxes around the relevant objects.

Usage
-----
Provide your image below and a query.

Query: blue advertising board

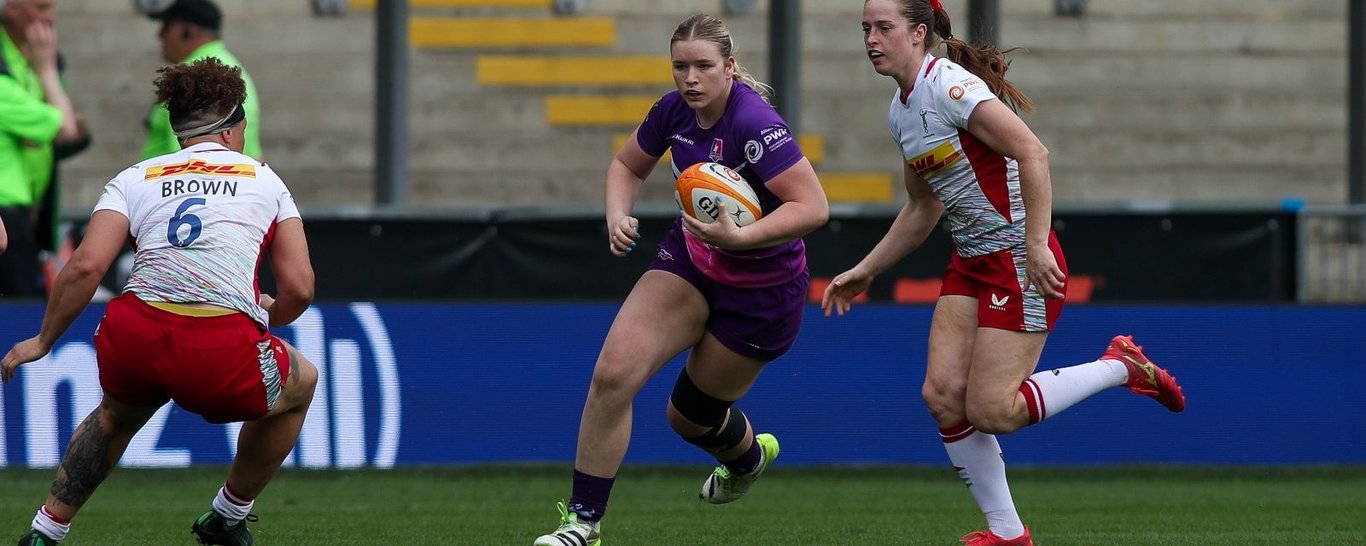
[1,302,1363,468]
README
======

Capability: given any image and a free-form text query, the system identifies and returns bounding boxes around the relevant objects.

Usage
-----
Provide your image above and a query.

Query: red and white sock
[1018,359,1128,424]
[31,506,70,542]
[212,483,255,523]
[940,421,1026,540]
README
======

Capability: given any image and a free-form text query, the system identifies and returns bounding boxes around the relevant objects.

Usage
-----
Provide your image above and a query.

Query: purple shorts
[649,226,808,362]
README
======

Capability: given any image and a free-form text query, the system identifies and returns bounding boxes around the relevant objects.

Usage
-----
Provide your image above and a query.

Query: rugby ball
[674,162,763,227]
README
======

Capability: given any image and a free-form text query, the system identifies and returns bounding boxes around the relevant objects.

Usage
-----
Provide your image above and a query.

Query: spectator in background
[0,0,84,298]
[143,0,261,160]
[4,58,316,546]
[36,89,92,295]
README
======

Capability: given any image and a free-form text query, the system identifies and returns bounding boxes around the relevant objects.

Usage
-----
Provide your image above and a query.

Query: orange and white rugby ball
[674,162,763,227]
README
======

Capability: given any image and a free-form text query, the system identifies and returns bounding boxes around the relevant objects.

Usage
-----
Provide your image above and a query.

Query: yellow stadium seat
[819,172,895,202]
[411,17,615,48]
[545,95,657,126]
[351,0,551,8]
[477,56,672,86]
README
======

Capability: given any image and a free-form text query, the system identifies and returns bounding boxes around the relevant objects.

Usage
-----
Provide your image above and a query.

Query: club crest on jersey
[906,141,963,178]
[709,138,724,162]
[145,159,257,180]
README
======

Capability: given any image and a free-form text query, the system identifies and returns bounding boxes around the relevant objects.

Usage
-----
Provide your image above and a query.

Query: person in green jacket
[0,0,84,298]
[143,0,261,160]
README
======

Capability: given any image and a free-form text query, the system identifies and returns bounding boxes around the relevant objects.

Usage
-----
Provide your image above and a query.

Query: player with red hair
[824,1,1187,544]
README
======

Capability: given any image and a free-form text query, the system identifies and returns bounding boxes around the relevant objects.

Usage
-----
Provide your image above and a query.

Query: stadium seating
[50,0,1347,209]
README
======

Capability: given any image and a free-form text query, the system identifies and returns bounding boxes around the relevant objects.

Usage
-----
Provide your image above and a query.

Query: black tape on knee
[670,369,731,427]
[683,408,750,451]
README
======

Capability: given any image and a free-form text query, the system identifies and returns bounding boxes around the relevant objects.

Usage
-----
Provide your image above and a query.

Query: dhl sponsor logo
[906,141,962,178]
[144,159,256,180]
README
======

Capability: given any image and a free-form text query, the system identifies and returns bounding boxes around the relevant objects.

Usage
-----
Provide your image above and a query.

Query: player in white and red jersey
[2,58,317,546]
[823,1,1187,545]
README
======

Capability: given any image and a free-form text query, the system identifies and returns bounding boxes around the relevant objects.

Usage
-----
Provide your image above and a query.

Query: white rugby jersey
[890,55,1025,258]
[94,142,300,327]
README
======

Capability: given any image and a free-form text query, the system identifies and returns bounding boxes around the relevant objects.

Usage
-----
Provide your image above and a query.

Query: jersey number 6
[167,197,207,248]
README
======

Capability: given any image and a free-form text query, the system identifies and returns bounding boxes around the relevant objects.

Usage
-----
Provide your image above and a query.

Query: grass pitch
[0,465,1362,545]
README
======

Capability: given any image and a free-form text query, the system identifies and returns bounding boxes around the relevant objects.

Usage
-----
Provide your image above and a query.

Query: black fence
[63,205,1294,303]
[240,205,1295,303]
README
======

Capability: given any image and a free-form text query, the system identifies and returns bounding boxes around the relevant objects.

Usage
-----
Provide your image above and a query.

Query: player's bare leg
[226,343,318,496]
[924,296,1031,543]
[19,397,159,545]
[193,342,318,546]
[665,335,779,505]
[535,271,707,546]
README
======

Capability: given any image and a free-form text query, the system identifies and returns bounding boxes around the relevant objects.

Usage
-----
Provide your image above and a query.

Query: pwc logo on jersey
[144,159,257,181]
[748,126,794,164]
[906,140,963,178]
[948,77,986,101]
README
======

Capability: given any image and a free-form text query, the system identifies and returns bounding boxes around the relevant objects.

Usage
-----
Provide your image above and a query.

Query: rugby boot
[1103,335,1186,412]
[961,526,1033,546]
[533,500,601,546]
[700,433,780,504]
[16,530,59,546]
[191,511,256,546]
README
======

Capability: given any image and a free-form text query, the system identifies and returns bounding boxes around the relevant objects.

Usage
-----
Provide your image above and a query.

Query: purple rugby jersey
[636,81,809,288]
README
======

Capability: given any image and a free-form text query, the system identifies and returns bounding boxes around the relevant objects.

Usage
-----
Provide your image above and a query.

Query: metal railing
[1298,205,1366,302]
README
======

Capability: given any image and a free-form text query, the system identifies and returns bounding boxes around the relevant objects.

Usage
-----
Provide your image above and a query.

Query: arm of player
[0,216,8,254]
[822,165,943,317]
[604,127,660,257]
[1,210,128,382]
[264,218,314,328]
[692,157,829,251]
[965,99,1064,299]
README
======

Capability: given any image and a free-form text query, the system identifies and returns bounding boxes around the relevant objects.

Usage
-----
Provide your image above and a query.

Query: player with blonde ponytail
[534,12,828,546]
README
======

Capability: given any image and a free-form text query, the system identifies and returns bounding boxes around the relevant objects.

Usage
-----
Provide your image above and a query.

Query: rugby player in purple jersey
[534,13,828,546]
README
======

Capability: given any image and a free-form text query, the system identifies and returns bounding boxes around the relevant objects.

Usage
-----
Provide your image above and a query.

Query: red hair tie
[929,0,943,13]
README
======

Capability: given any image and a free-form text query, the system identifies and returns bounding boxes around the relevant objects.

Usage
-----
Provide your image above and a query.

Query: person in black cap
[142,0,261,160]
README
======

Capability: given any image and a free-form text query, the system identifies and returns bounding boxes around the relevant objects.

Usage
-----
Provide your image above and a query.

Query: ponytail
[913,0,1034,113]
[731,59,774,101]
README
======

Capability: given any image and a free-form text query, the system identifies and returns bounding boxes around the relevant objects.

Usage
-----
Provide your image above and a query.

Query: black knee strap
[670,368,731,426]
[682,408,749,451]
[672,369,750,451]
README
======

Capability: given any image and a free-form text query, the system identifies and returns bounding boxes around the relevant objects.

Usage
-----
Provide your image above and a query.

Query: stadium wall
[1,303,1361,468]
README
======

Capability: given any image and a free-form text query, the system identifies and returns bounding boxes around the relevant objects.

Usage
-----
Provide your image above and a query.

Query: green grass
[1,465,1363,545]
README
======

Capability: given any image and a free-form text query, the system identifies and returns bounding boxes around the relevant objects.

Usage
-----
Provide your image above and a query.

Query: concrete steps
[49,1,1351,210]
[1049,164,1344,203]
[575,0,1344,19]
[351,0,553,8]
